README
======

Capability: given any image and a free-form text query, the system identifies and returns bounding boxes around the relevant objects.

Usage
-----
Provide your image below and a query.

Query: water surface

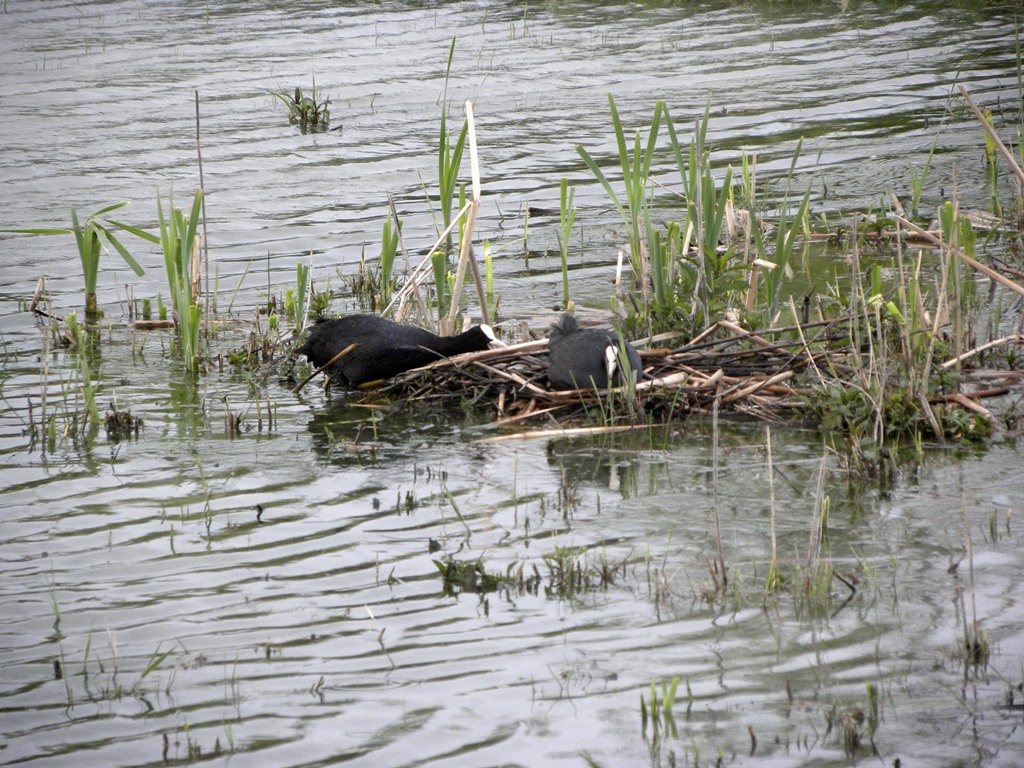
[1,1,1023,766]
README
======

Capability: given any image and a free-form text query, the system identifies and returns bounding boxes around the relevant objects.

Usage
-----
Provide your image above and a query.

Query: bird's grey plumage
[546,314,641,390]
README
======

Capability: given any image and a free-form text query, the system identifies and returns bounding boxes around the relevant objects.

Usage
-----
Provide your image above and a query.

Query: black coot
[546,314,642,390]
[297,314,499,388]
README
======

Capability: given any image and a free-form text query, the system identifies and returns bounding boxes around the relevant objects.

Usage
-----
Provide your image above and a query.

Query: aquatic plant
[417,36,470,323]
[556,178,576,308]
[63,311,100,430]
[640,677,679,739]
[155,190,205,371]
[434,556,504,595]
[379,208,399,308]
[2,203,146,320]
[908,133,939,219]
[577,95,663,288]
[291,261,311,334]
[751,143,811,321]
[268,79,331,133]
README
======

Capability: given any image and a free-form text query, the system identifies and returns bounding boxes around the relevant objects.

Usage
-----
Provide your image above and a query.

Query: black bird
[297,314,500,388]
[546,314,642,390]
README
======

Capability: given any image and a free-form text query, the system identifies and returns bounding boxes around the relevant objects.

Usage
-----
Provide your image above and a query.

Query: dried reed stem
[896,215,1024,299]
[957,84,1024,187]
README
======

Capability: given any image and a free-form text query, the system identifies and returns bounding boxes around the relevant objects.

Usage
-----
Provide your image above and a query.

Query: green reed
[577,95,663,283]
[752,141,811,321]
[909,133,938,219]
[292,261,311,334]
[557,178,576,307]
[435,37,468,274]
[64,311,100,428]
[379,208,399,308]
[3,202,146,321]
[155,190,205,371]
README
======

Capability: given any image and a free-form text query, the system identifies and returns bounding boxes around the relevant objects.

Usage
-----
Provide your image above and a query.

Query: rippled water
[2,1,1023,766]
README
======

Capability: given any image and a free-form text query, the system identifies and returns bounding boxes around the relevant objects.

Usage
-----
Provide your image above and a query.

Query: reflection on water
[2,1,1023,766]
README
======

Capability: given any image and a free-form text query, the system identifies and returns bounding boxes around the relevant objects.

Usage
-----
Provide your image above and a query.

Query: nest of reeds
[360,315,1024,436]
[371,318,815,428]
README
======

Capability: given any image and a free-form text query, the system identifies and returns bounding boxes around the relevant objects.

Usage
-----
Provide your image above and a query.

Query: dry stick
[470,360,551,396]
[720,370,794,404]
[951,393,994,418]
[711,399,728,591]
[477,423,666,443]
[291,342,360,394]
[788,297,826,386]
[896,215,1024,299]
[195,91,210,339]
[940,334,1024,370]
[717,319,776,349]
[958,84,1024,187]
[383,199,473,323]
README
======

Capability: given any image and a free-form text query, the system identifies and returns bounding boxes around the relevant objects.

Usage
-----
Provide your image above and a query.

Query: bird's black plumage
[546,314,642,390]
[297,314,497,388]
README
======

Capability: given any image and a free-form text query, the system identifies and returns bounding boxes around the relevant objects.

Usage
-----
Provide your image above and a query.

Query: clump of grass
[640,677,680,739]
[289,261,311,335]
[155,190,205,371]
[269,79,332,133]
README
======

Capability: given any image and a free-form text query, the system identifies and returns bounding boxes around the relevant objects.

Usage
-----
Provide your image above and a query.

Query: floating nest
[359,316,1024,436]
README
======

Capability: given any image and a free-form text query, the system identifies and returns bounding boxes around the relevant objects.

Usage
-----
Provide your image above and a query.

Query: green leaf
[0,227,73,235]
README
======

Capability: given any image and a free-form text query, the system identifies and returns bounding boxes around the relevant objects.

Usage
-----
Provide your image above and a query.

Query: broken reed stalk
[388,192,430,326]
[384,199,472,326]
[896,215,1024,300]
[957,84,1024,187]
[291,342,360,394]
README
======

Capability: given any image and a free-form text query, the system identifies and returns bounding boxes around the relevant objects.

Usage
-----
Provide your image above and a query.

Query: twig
[896,215,1024,299]
[477,423,666,442]
[940,334,1024,370]
[957,84,1024,187]
[291,342,359,394]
